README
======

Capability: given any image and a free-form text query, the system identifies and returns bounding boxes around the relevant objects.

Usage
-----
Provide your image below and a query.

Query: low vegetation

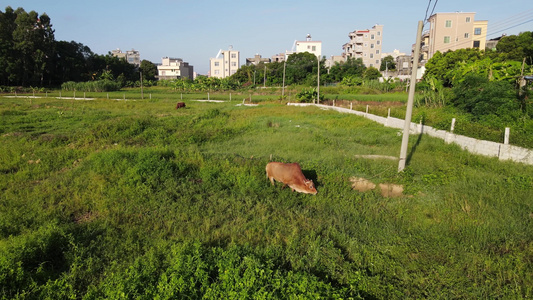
[1,96,532,299]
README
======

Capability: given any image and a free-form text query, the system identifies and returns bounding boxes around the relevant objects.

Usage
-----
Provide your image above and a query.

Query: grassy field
[1,94,532,299]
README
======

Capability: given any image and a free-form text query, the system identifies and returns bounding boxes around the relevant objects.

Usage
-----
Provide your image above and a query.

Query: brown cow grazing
[266,162,317,195]
[176,102,186,109]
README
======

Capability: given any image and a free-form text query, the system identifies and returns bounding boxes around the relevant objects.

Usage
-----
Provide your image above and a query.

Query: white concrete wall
[288,103,533,165]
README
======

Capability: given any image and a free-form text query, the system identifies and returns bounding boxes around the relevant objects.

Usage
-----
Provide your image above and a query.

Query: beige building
[210,46,240,78]
[111,48,141,67]
[271,53,285,63]
[420,12,488,63]
[157,57,194,80]
[342,24,384,68]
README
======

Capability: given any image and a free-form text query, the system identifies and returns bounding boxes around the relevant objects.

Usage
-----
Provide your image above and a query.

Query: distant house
[285,34,322,59]
[485,34,506,51]
[210,46,240,78]
[271,53,286,63]
[246,54,271,66]
[157,57,194,80]
[111,48,141,67]
[342,25,384,68]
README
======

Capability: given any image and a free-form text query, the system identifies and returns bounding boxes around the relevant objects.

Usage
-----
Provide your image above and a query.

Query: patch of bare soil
[350,177,376,192]
[378,183,404,198]
[350,176,404,198]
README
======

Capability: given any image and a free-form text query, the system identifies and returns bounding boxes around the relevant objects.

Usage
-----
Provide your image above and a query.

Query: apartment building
[111,48,141,67]
[210,46,240,78]
[420,12,488,64]
[157,57,194,80]
[342,24,384,68]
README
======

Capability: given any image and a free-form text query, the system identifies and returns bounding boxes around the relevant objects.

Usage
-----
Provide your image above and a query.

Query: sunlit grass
[1,95,532,299]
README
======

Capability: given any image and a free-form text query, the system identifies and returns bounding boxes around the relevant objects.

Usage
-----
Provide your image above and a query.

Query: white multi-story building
[342,24,384,68]
[210,46,240,78]
[157,57,194,80]
[284,34,322,59]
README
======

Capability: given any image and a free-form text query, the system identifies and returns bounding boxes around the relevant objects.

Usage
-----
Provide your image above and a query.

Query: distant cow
[266,162,317,195]
[176,102,186,109]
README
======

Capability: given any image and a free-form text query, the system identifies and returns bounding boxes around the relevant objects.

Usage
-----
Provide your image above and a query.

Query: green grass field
[1,94,532,299]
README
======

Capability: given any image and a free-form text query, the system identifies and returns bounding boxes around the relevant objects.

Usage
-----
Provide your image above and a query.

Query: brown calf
[266,162,317,195]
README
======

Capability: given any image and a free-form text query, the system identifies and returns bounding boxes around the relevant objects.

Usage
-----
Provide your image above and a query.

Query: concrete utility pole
[140,70,144,99]
[317,57,320,104]
[398,20,424,172]
[282,60,286,99]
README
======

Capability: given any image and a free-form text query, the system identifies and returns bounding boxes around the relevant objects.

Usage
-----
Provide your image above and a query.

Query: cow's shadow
[302,169,320,187]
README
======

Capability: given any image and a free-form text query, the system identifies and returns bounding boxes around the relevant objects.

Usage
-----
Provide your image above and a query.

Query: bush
[296,88,317,103]
[451,74,521,121]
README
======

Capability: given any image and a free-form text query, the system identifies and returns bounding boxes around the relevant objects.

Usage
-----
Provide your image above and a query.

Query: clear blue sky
[3,0,532,75]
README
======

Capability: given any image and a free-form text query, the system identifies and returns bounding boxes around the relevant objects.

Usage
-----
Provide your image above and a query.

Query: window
[312,46,316,51]
[444,36,451,43]
[474,27,482,35]
[371,34,375,39]
[445,20,452,28]
[376,60,380,64]
[231,62,237,67]
[464,33,469,38]
[370,53,374,58]
[214,62,219,66]
[466,17,471,22]
[377,31,381,36]
[377,40,380,45]
[364,43,368,47]
[473,40,480,48]
[231,53,236,58]
[370,44,374,49]
[214,70,220,75]
[376,50,380,54]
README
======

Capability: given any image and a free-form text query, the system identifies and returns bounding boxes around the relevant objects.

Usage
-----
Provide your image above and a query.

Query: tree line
[1,6,388,91]
[0,6,158,88]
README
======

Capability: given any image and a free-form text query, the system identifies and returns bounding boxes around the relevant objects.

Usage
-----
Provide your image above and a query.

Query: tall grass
[61,80,121,92]
[0,96,532,299]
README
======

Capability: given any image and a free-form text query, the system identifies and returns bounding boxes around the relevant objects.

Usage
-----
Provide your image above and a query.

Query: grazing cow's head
[304,179,317,195]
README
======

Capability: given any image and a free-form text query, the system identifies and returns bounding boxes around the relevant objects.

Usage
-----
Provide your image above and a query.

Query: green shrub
[295,88,317,102]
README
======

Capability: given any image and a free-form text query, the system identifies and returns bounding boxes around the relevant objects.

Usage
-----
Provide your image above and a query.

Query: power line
[424,0,439,24]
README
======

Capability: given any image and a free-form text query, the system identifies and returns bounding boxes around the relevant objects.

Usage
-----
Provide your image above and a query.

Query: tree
[0,7,55,86]
[328,57,366,82]
[285,52,317,85]
[452,74,521,122]
[379,55,396,72]
[0,6,18,85]
[496,31,533,65]
[52,40,93,83]
[140,60,157,81]
[423,48,484,87]
[363,67,381,80]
